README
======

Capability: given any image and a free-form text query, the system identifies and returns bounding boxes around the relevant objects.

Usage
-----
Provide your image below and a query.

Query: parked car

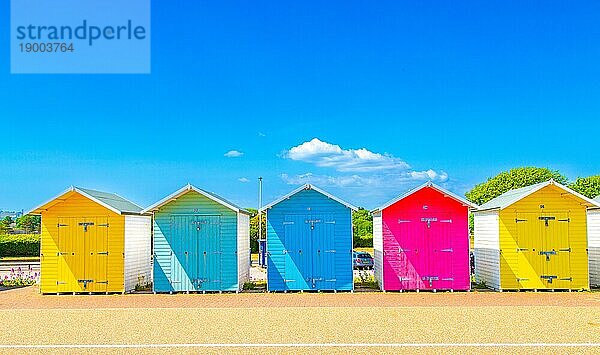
[353,251,374,270]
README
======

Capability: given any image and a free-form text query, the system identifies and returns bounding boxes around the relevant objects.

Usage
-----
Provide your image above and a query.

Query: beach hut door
[195,215,222,291]
[312,214,336,290]
[540,212,571,288]
[85,217,109,293]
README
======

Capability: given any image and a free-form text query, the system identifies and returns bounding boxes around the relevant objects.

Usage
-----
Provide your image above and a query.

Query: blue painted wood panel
[266,188,353,291]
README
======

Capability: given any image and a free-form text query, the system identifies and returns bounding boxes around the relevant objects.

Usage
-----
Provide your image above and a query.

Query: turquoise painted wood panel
[153,191,238,292]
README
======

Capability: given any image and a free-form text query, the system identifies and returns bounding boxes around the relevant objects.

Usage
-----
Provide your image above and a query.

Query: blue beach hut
[144,185,250,293]
[260,184,357,291]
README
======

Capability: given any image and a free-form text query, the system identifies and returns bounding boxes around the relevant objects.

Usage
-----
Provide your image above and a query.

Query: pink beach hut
[372,182,477,291]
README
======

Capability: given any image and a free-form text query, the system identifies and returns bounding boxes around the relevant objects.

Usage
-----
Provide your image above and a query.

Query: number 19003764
[19,42,74,53]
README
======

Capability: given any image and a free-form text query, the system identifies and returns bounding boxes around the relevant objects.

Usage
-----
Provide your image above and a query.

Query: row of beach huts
[28,179,600,294]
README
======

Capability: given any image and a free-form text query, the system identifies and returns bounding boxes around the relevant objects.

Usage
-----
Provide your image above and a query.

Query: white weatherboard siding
[237,213,250,290]
[372,212,384,290]
[124,215,152,292]
[474,212,501,290]
[588,210,600,287]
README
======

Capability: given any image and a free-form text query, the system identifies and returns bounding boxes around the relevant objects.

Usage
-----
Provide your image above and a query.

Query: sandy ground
[0,287,599,354]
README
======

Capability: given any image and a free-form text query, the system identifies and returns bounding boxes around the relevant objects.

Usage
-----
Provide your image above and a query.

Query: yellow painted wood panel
[498,185,589,290]
[39,192,125,293]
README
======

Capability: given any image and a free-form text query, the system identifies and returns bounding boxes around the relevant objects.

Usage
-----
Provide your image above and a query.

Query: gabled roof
[142,184,250,215]
[28,186,144,215]
[371,181,478,213]
[259,184,358,212]
[477,179,600,211]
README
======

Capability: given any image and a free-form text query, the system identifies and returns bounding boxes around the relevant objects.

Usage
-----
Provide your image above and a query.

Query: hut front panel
[588,209,600,287]
[372,211,384,290]
[381,187,470,290]
[498,185,589,290]
[266,189,353,291]
[40,193,125,293]
[124,215,152,292]
[473,211,501,290]
[153,191,239,292]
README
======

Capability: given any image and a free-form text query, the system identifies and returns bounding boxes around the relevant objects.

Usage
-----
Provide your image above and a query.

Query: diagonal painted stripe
[0,343,599,349]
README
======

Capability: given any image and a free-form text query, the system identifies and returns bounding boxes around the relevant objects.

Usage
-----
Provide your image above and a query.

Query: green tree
[0,216,14,234]
[465,167,568,206]
[569,175,600,199]
[16,215,41,234]
[247,208,266,253]
[353,208,373,247]
[465,167,568,234]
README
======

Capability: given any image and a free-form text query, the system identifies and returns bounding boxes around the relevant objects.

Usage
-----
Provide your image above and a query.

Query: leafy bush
[354,235,373,248]
[0,234,41,257]
[354,270,378,289]
[0,265,38,287]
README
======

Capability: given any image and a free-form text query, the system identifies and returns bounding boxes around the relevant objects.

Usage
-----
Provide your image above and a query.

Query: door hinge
[397,219,411,223]
[442,278,454,281]
[558,218,570,223]
[283,221,294,225]
[515,218,527,223]
[97,252,109,255]
[324,221,336,224]
[97,223,109,227]
[399,277,411,281]
[57,223,68,227]
[517,248,529,252]
[440,219,453,223]
[440,248,453,252]
[96,281,109,284]
[559,248,571,252]
[324,250,336,253]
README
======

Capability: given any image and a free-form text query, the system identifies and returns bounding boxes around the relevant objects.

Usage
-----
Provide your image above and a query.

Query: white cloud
[238,177,250,183]
[285,138,410,172]
[281,170,448,189]
[258,132,266,137]
[224,150,244,158]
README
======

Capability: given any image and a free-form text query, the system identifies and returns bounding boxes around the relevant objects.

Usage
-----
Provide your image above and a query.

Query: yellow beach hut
[474,179,600,291]
[29,187,151,294]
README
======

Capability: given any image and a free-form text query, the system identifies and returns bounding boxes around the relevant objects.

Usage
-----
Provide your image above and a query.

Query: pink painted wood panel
[382,186,470,290]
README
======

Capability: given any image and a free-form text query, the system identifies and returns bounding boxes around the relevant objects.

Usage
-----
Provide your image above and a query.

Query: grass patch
[243,280,266,291]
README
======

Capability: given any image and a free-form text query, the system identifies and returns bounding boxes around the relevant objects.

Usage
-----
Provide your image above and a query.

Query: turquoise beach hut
[144,185,250,293]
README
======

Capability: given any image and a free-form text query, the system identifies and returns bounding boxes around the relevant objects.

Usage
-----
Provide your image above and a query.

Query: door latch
[539,250,557,261]
[78,222,95,232]
[422,276,439,287]
[540,275,558,284]
[421,218,438,228]
[538,216,556,227]
[77,279,94,289]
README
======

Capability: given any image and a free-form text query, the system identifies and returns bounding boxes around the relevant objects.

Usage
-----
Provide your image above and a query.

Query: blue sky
[1,1,600,211]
